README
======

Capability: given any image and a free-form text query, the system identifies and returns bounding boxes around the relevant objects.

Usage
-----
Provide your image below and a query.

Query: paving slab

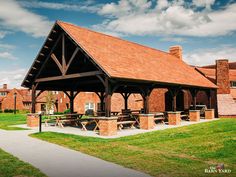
[0,129,150,177]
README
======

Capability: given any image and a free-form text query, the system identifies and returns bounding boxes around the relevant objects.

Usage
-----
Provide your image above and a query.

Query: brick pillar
[168,112,181,125]
[139,114,154,130]
[216,59,230,94]
[205,109,215,119]
[27,113,39,127]
[169,46,182,60]
[189,110,200,122]
[99,117,117,136]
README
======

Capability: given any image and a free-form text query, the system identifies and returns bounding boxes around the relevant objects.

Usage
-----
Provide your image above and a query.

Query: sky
[0,0,236,88]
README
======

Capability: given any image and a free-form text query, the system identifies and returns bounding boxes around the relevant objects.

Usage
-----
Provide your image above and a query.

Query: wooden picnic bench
[117,114,136,130]
[152,112,165,125]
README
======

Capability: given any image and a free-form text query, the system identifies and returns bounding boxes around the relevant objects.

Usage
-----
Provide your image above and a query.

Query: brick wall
[1,89,25,111]
[216,59,230,94]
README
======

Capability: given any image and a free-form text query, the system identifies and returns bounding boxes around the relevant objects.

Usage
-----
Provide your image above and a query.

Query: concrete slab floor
[15,118,219,139]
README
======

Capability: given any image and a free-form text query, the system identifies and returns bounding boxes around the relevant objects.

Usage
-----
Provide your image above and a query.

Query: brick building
[195,60,236,117]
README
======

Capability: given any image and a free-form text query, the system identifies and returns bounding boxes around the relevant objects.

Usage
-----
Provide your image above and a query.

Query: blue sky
[0,0,236,88]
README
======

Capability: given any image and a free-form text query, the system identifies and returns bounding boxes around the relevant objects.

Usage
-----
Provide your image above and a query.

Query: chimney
[3,84,7,89]
[216,59,230,94]
[169,46,182,60]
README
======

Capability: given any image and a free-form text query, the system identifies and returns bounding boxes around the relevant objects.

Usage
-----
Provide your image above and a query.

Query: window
[85,102,95,111]
[231,81,236,88]
[0,92,6,96]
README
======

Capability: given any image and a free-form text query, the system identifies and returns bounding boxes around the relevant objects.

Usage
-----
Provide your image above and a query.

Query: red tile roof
[202,61,236,69]
[57,21,216,89]
[196,67,236,81]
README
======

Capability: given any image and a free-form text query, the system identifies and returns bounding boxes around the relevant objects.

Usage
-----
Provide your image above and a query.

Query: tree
[45,91,55,114]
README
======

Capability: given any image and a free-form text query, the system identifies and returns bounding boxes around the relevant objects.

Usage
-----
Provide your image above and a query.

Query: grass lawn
[32,119,236,177]
[0,113,28,130]
[0,148,46,177]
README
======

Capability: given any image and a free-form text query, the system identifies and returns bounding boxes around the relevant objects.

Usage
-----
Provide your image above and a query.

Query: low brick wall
[27,114,39,127]
[168,112,181,125]
[99,117,118,136]
[139,114,154,130]
[189,110,200,122]
[205,109,215,119]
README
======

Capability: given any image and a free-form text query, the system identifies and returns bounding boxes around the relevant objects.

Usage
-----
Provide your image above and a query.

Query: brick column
[189,110,200,122]
[168,112,181,125]
[27,113,39,127]
[139,114,154,130]
[99,117,117,136]
[205,109,215,119]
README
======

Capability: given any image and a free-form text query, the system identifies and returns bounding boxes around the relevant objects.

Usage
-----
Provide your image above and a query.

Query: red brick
[168,112,181,125]
[99,117,117,136]
[139,114,154,130]
[216,60,230,94]
[189,110,200,122]
[27,114,39,127]
[205,109,215,119]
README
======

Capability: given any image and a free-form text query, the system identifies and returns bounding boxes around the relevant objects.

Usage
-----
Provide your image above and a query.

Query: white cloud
[0,51,17,60]
[0,68,27,88]
[0,43,15,50]
[95,0,236,37]
[20,0,102,13]
[0,0,52,38]
[157,0,169,10]
[192,0,215,9]
[184,45,236,66]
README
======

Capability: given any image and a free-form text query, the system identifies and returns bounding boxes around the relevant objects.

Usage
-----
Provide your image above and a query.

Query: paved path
[0,129,150,177]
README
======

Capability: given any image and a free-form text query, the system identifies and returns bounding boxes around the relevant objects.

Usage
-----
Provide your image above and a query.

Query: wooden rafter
[51,53,63,74]
[64,47,79,75]
[35,33,63,80]
[62,34,66,75]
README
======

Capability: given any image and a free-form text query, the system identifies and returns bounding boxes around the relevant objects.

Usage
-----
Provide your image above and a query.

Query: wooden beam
[62,34,66,75]
[64,47,79,74]
[35,33,63,80]
[35,71,102,82]
[51,53,63,74]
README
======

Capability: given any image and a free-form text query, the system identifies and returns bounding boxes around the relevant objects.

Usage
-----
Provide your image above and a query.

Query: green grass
[0,113,28,130]
[32,119,236,177]
[0,148,46,177]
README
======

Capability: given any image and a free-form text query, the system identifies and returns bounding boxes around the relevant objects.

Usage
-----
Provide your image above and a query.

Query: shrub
[63,109,71,114]
[54,112,64,115]
[85,109,94,116]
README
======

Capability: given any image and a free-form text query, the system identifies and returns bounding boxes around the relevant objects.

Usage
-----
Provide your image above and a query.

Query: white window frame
[85,102,95,111]
[231,81,236,88]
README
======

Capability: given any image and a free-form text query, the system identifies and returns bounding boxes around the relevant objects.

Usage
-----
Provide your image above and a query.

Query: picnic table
[80,117,105,131]
[45,114,84,128]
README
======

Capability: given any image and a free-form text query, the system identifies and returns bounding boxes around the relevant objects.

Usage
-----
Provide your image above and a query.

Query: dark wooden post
[206,90,212,109]
[31,84,37,113]
[69,91,74,113]
[190,89,198,110]
[169,87,181,112]
[172,95,177,112]
[142,88,152,114]
[105,78,112,117]
[100,92,105,112]
[143,94,150,114]
[121,93,131,110]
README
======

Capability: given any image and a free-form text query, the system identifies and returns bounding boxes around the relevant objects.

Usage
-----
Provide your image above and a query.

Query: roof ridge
[56,20,173,57]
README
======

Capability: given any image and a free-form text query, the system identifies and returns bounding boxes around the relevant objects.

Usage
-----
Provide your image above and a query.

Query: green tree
[45,91,55,114]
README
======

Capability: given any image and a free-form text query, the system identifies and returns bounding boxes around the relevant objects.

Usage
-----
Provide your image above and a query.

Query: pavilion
[22,21,217,117]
